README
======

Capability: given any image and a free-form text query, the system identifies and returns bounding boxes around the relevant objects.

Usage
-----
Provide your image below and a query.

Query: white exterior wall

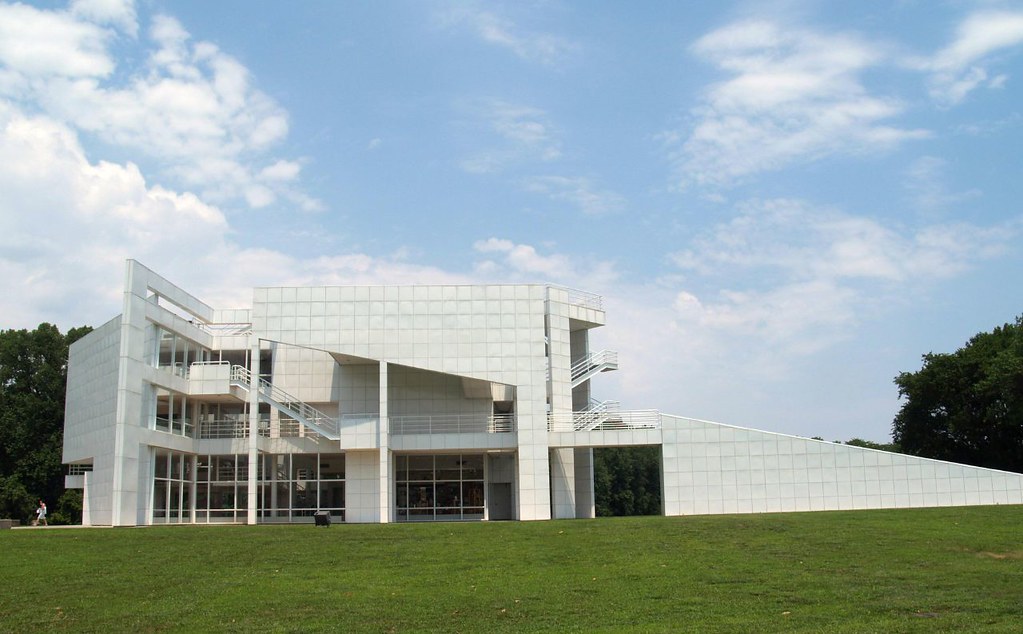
[388,365,492,418]
[661,414,1023,515]
[345,449,382,523]
[64,259,1023,527]
[338,364,380,415]
[63,316,122,526]
[252,283,557,521]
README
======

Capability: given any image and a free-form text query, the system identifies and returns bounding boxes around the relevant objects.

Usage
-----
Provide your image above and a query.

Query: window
[395,454,485,521]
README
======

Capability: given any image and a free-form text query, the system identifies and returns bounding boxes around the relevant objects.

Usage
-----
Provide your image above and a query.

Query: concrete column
[189,454,198,524]
[246,338,260,525]
[550,447,576,519]
[574,448,595,519]
[378,361,391,523]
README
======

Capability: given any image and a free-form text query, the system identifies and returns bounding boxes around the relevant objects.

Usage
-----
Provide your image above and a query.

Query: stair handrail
[570,350,619,381]
[230,365,340,438]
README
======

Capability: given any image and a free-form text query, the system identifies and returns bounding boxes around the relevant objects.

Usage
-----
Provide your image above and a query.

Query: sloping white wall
[661,414,1023,516]
[62,316,122,526]
[387,365,491,418]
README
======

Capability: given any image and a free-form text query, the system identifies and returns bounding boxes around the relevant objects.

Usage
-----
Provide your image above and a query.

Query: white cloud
[522,175,625,215]
[471,237,618,289]
[0,102,453,328]
[459,99,561,173]
[672,198,1013,284]
[70,0,137,37]
[436,4,577,66]
[917,10,1023,104]
[671,20,929,188]
[0,3,318,212]
[666,198,1016,360]
[904,156,982,214]
[259,160,302,182]
[0,2,115,79]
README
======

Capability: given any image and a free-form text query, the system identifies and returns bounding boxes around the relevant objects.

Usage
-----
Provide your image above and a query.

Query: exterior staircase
[229,365,341,440]
[570,350,618,387]
[573,399,623,431]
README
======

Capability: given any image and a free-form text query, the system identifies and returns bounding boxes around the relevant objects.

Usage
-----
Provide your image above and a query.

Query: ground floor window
[152,450,192,524]
[257,453,345,522]
[195,454,249,523]
[395,454,485,522]
[150,449,345,524]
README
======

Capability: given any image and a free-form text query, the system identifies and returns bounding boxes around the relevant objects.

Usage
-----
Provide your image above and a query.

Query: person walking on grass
[34,500,47,526]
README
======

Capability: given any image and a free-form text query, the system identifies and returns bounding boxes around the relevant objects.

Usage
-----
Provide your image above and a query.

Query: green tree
[0,323,91,522]
[594,446,661,516]
[893,316,1023,472]
[844,438,901,453]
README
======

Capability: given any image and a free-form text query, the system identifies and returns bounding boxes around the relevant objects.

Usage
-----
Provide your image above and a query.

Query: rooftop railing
[548,285,604,311]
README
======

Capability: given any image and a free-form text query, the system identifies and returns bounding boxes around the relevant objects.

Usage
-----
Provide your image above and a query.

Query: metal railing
[570,349,619,383]
[193,322,253,336]
[390,414,515,435]
[547,285,604,311]
[547,406,661,432]
[230,365,340,439]
[67,464,93,475]
[197,415,271,439]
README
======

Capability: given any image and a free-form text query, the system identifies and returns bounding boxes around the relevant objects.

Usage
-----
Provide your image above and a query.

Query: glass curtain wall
[152,451,347,524]
[152,450,193,524]
[153,388,194,436]
[195,454,249,522]
[395,454,485,521]
[150,326,211,377]
[258,453,345,522]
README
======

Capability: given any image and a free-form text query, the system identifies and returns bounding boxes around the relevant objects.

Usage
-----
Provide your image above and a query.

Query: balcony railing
[390,414,515,435]
[547,409,661,432]
[193,322,253,336]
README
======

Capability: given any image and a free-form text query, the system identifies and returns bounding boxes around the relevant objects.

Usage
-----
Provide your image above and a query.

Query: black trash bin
[314,511,331,527]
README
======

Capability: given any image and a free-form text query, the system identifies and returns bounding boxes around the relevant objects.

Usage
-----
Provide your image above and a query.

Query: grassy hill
[2,506,1022,632]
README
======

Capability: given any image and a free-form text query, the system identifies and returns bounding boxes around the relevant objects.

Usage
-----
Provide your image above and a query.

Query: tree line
[0,324,90,523]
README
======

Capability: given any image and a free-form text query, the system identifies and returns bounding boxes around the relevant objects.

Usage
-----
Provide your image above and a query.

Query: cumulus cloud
[918,10,1023,105]
[0,2,115,78]
[70,0,138,37]
[0,100,456,328]
[670,20,929,188]
[472,237,618,289]
[0,1,318,212]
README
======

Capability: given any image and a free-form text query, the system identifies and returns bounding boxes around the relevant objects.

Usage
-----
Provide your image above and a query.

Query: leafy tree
[594,446,661,516]
[893,316,1023,472]
[844,438,901,453]
[0,323,91,522]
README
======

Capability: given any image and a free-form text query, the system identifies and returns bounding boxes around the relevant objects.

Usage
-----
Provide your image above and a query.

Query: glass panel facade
[152,387,194,437]
[152,326,210,378]
[395,453,486,522]
[152,450,192,524]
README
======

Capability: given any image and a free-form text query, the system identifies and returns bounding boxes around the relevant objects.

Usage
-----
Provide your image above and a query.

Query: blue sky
[1,0,1021,442]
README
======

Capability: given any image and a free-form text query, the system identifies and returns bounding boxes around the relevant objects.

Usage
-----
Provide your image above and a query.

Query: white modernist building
[63,260,1023,525]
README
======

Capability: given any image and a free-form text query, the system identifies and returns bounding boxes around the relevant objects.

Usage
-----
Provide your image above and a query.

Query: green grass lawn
[2,506,1022,633]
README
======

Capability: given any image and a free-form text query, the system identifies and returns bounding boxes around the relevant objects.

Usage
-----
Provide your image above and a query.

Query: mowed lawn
[2,506,1022,633]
